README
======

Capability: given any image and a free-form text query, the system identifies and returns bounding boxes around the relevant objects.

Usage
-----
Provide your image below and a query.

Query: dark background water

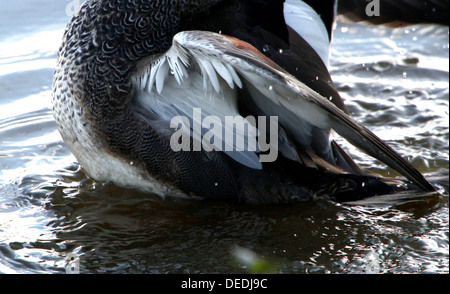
[0,0,448,274]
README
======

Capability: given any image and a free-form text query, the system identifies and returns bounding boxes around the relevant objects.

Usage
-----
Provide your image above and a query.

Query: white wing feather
[132,30,433,191]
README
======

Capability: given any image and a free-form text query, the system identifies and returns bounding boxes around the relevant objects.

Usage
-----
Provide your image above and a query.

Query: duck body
[52,0,435,204]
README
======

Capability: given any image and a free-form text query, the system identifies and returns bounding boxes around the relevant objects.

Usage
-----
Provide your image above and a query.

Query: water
[0,1,448,274]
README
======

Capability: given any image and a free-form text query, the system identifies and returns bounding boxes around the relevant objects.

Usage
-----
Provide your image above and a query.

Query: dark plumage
[52,0,436,204]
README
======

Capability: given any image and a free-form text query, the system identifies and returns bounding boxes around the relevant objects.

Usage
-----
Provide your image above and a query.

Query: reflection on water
[0,1,448,274]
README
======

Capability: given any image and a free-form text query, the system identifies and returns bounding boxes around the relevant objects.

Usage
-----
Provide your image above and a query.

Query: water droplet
[402,72,408,78]
[262,45,270,53]
[371,61,393,72]
[268,85,273,91]
[403,57,419,65]
[214,182,218,186]
[278,48,284,54]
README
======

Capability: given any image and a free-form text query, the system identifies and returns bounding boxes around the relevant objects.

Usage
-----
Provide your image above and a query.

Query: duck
[52,0,437,204]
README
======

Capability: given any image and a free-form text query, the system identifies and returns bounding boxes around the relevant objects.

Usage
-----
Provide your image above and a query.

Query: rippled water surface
[0,1,448,274]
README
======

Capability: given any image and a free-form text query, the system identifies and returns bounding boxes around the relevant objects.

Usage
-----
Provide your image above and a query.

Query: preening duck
[52,0,437,204]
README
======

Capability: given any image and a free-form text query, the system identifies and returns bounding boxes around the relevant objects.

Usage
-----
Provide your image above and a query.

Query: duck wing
[133,30,434,192]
